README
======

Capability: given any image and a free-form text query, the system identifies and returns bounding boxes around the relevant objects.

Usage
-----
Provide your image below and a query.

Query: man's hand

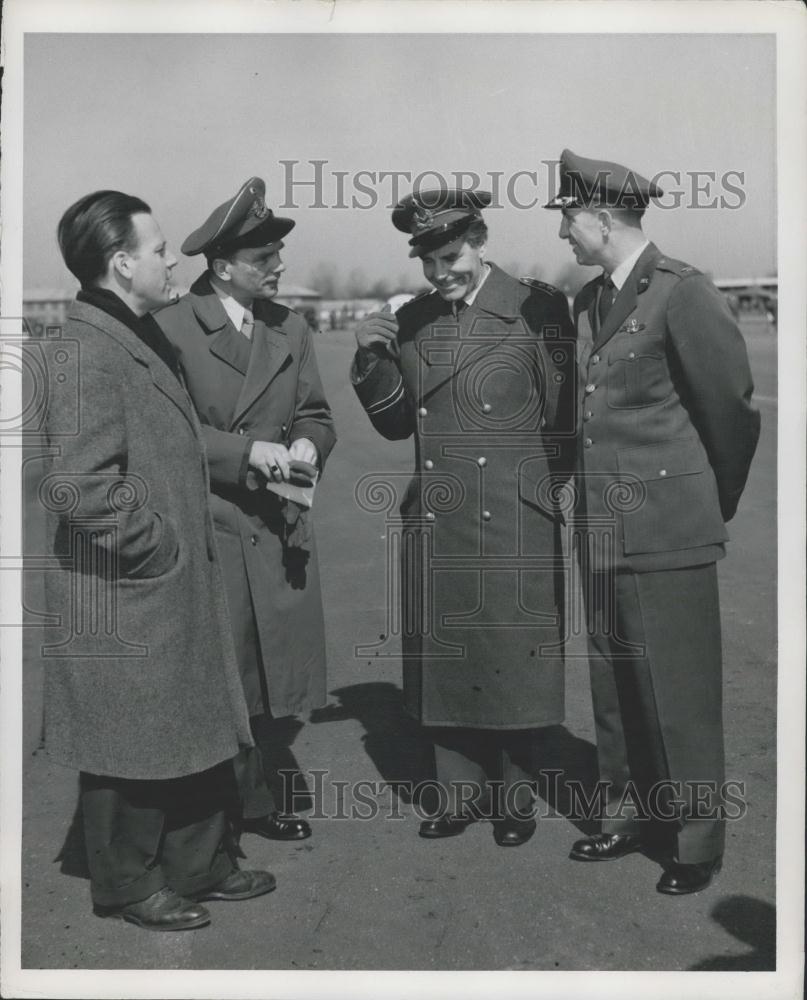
[355,304,400,359]
[288,437,318,467]
[249,440,291,482]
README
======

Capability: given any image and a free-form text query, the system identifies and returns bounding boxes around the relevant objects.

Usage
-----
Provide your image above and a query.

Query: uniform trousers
[584,563,726,864]
[80,762,235,908]
[426,727,538,820]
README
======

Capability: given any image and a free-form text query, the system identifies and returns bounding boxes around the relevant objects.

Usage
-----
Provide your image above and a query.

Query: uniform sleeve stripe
[366,379,406,415]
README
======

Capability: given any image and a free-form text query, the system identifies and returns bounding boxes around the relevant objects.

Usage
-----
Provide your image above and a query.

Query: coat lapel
[188,275,251,376]
[592,242,660,350]
[68,300,199,435]
[231,305,292,426]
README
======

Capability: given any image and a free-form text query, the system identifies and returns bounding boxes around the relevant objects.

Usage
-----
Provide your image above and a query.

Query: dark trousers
[426,727,538,820]
[231,713,307,821]
[584,564,726,864]
[80,763,235,908]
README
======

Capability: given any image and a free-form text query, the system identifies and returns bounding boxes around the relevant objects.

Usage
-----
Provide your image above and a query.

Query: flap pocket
[617,437,710,482]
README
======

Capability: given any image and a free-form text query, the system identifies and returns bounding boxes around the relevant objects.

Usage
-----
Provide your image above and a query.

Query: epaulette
[519,277,559,296]
[396,288,438,316]
[655,256,701,279]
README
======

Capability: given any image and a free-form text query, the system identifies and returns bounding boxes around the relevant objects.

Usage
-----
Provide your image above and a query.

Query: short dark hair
[465,219,488,248]
[57,190,151,288]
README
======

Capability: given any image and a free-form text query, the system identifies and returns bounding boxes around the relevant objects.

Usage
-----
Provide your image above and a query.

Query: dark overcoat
[573,242,760,572]
[352,264,576,729]
[42,300,253,780]
[157,275,336,718]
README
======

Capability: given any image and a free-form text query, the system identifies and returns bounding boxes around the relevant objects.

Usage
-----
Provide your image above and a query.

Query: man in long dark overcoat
[351,186,576,846]
[158,178,336,845]
[545,149,760,894]
[43,190,274,931]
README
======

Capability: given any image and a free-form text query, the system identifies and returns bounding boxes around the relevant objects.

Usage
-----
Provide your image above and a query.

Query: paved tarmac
[17,315,777,975]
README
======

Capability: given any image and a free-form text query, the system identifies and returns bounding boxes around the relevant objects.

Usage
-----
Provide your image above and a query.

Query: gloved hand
[355,304,400,360]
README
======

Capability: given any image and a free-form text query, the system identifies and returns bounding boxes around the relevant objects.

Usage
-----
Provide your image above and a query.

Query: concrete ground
[17,316,778,976]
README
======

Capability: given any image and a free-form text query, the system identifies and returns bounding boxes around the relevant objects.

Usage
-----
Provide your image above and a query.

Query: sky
[23,31,776,295]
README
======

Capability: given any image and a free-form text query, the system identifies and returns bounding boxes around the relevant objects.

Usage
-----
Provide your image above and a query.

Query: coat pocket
[606,336,671,410]
[616,437,729,555]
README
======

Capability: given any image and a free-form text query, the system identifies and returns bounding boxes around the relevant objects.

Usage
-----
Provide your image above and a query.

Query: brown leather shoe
[192,868,277,902]
[569,832,644,861]
[95,887,210,931]
[656,857,722,895]
[242,812,312,841]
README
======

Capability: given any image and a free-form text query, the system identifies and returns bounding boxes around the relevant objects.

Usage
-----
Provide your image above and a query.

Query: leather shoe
[95,887,210,931]
[569,832,644,861]
[418,815,471,839]
[242,812,312,841]
[493,817,536,847]
[192,868,277,902]
[656,857,722,896]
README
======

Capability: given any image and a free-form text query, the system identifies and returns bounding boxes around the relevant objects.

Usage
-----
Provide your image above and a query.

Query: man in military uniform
[351,187,576,847]
[546,149,760,893]
[157,178,336,847]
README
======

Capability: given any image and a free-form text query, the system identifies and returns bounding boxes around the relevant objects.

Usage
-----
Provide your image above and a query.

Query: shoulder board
[397,288,437,314]
[519,277,559,296]
[655,256,701,278]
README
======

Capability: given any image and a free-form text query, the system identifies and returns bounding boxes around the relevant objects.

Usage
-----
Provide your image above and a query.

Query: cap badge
[249,187,269,220]
[411,196,436,233]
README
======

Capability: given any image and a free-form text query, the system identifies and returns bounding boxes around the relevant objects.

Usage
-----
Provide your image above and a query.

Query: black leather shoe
[242,813,312,841]
[192,868,277,902]
[418,815,471,839]
[493,817,536,847]
[569,832,644,861]
[95,887,210,931]
[656,857,722,896]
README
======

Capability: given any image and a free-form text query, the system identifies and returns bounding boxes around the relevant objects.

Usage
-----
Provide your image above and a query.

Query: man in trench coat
[43,190,274,931]
[545,149,760,894]
[157,178,336,845]
[351,186,576,846]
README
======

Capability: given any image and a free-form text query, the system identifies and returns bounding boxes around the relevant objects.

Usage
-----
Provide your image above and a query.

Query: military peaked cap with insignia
[181,176,296,257]
[392,186,492,257]
[544,149,663,211]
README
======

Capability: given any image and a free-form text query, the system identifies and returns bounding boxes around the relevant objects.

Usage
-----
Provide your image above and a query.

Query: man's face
[126,213,177,314]
[219,243,285,305]
[558,207,607,268]
[420,236,486,302]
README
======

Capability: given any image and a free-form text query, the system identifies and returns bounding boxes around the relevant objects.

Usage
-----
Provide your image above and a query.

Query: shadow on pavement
[688,895,776,970]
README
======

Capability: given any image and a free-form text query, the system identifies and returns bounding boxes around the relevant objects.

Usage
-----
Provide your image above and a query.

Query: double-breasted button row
[418,407,428,418]
[585,383,596,395]
[584,438,593,449]
[423,508,493,522]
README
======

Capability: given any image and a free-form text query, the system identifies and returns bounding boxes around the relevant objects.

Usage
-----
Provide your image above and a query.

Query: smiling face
[215,242,286,305]
[124,213,177,315]
[419,235,486,302]
[558,207,608,268]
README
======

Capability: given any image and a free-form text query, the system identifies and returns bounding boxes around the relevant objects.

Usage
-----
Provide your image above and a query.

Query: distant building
[23,288,75,335]
[274,284,322,310]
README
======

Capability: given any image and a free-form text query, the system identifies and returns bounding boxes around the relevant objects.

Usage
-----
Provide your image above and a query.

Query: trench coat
[573,242,761,572]
[42,300,253,781]
[352,264,576,729]
[157,275,336,718]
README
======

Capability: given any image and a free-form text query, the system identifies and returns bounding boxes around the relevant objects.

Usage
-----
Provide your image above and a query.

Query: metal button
[250,535,258,545]
[477,457,487,468]
[659,469,667,477]
[424,459,434,470]
[628,351,636,360]
[585,383,596,394]
[583,411,593,421]
[540,417,547,429]
[425,511,435,522]
[591,354,600,365]
[482,510,492,521]
[482,403,492,413]
[281,424,288,434]
[418,407,428,417]
[238,427,245,435]
[584,438,593,448]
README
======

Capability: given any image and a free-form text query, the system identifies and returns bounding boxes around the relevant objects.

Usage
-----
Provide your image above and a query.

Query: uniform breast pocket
[606,336,671,410]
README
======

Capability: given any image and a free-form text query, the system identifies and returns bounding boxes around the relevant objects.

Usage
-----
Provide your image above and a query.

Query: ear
[597,209,613,234]
[110,250,132,281]
[211,258,232,282]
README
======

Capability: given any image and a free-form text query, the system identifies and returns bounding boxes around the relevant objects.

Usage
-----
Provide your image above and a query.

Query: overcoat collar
[417,262,522,398]
[67,299,198,435]
[591,241,661,349]
[187,272,292,424]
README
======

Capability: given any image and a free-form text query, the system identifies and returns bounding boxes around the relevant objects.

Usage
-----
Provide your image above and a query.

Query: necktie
[452,300,467,319]
[240,308,254,341]
[598,276,615,329]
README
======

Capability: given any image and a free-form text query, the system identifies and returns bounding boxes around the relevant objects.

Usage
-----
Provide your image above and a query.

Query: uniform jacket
[157,274,336,717]
[352,263,576,729]
[42,299,253,780]
[573,242,760,573]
